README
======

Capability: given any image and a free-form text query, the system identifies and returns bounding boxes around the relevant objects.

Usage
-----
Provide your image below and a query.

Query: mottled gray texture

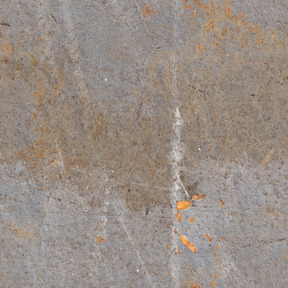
[0,0,288,287]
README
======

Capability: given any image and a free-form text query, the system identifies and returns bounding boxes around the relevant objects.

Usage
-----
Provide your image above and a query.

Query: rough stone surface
[0,0,288,287]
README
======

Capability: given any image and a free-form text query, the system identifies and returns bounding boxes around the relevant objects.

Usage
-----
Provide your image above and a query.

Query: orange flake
[97,235,105,243]
[218,199,225,208]
[188,217,195,223]
[215,243,220,250]
[192,194,206,201]
[177,211,183,222]
[204,233,213,242]
[174,228,178,234]
[180,234,190,247]
[188,242,196,253]
[177,200,191,210]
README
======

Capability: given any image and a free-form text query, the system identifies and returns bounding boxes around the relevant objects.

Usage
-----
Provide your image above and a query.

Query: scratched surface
[0,0,288,287]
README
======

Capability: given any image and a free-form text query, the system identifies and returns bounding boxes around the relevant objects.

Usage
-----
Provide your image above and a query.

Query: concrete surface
[0,0,288,287]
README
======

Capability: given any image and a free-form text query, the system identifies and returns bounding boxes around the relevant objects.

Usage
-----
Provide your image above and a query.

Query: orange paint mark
[220,237,227,241]
[192,194,206,201]
[167,271,171,276]
[188,242,196,253]
[174,228,178,234]
[177,211,183,222]
[204,233,213,242]
[180,234,197,253]
[188,217,195,223]
[177,200,191,210]
[97,235,105,243]
[142,5,155,18]
[180,234,190,246]
[218,199,225,207]
[215,243,220,250]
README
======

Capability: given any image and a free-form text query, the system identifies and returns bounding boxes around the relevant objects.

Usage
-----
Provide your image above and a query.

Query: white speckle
[111,170,113,173]
[107,202,109,205]
[105,78,107,81]
[86,186,89,189]
[194,10,197,13]
[198,147,201,151]
[120,248,123,251]
[137,269,140,272]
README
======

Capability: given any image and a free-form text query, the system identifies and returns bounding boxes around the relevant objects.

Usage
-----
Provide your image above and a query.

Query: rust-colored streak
[204,233,213,242]
[259,147,274,169]
[177,211,183,222]
[97,235,105,243]
[192,194,206,201]
[177,200,191,210]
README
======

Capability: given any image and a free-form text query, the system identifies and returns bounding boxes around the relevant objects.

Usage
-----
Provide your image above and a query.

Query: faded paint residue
[215,243,220,250]
[209,273,217,288]
[204,233,213,242]
[97,235,105,243]
[10,222,41,239]
[177,201,191,210]
[192,194,206,201]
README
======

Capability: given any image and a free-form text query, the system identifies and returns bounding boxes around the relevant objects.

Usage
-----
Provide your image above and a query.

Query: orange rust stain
[188,217,195,223]
[97,235,105,243]
[183,0,193,11]
[142,5,155,18]
[204,233,213,242]
[220,237,227,241]
[174,228,178,234]
[177,200,191,210]
[192,194,206,201]
[177,211,183,222]
[215,243,220,250]
[218,199,225,207]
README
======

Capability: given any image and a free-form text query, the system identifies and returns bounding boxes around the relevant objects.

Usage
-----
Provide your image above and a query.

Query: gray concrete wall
[0,0,287,287]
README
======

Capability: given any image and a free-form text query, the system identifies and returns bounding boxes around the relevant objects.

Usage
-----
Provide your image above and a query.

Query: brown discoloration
[142,5,155,18]
[97,235,105,243]
[10,222,41,239]
[209,273,217,288]
[218,199,225,208]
